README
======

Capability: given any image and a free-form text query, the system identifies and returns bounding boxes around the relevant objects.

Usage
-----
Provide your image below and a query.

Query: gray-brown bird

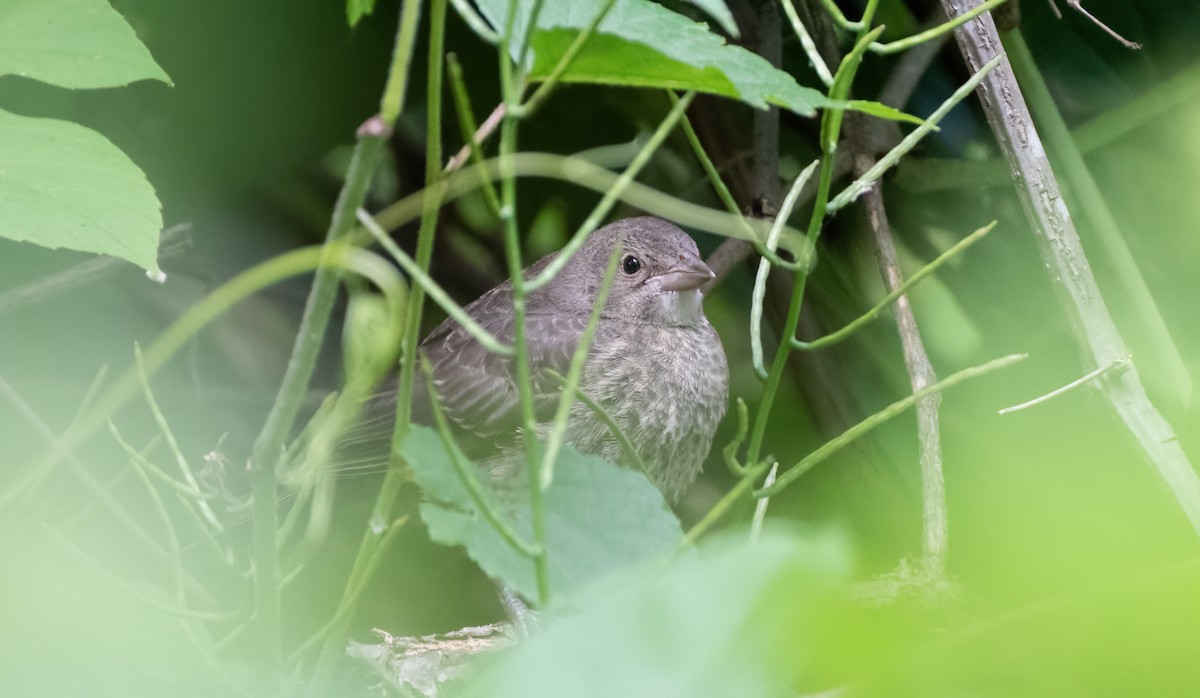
[354,216,728,504]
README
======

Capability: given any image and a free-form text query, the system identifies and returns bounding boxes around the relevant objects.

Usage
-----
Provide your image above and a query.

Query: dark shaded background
[1,0,1199,693]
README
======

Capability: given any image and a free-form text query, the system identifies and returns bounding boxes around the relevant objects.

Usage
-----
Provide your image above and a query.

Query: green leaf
[848,99,933,128]
[401,425,683,601]
[476,0,831,116]
[0,0,170,89]
[0,109,163,274]
[461,530,853,696]
[346,0,377,27]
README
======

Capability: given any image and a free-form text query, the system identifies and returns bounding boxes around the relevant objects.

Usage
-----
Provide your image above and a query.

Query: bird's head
[547,217,715,327]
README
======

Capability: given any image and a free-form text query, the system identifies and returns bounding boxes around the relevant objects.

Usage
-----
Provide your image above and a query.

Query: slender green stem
[526,91,697,292]
[750,160,820,379]
[290,516,408,662]
[818,0,863,31]
[543,369,648,474]
[680,462,768,548]
[43,525,236,623]
[446,55,503,213]
[829,54,1004,212]
[497,0,551,607]
[133,344,222,530]
[518,0,619,117]
[359,210,513,355]
[448,0,499,44]
[782,0,833,85]
[369,152,800,251]
[1002,28,1191,413]
[870,0,1008,54]
[999,353,1132,415]
[421,356,540,556]
[759,354,1027,497]
[794,221,996,350]
[722,397,750,477]
[674,93,807,271]
[746,6,880,470]
[539,245,621,490]
[380,0,425,125]
[749,463,779,543]
[309,0,447,682]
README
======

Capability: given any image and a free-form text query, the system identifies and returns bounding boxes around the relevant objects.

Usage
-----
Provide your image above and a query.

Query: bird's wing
[418,307,585,439]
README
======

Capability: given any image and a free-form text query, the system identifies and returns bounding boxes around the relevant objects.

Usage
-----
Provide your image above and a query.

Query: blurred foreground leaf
[401,425,683,601]
[460,530,853,697]
[476,0,831,116]
[0,0,170,89]
[0,109,163,274]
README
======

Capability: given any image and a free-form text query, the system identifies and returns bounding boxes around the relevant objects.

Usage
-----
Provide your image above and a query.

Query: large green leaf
[402,425,683,602]
[460,530,853,697]
[0,109,163,274]
[0,0,170,89]
[475,0,831,116]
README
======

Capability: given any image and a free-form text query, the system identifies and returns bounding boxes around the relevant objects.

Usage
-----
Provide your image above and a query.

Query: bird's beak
[657,254,716,292]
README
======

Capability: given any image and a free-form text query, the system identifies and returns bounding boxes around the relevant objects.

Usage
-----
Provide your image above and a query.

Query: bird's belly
[568,323,728,503]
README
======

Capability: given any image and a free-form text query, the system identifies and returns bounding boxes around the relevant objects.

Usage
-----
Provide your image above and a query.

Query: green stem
[870,0,1008,54]
[360,210,513,355]
[518,0,619,117]
[446,55,503,213]
[750,160,820,379]
[544,369,648,474]
[759,354,1027,497]
[674,93,807,271]
[746,4,880,476]
[794,221,996,350]
[368,152,798,251]
[539,245,621,490]
[829,54,1004,212]
[1002,28,1192,413]
[497,0,551,607]
[421,356,540,556]
[526,91,697,292]
[308,0,444,683]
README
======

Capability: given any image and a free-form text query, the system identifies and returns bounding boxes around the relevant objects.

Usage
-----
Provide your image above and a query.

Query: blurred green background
[2,0,1199,694]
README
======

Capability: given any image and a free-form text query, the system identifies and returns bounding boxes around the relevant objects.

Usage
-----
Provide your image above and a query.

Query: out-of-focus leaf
[346,0,377,27]
[475,0,831,116]
[401,425,683,601]
[460,530,853,697]
[0,109,163,275]
[848,100,931,128]
[686,0,739,38]
[0,0,170,89]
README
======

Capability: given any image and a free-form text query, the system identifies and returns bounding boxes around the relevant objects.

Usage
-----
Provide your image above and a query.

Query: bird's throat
[656,289,705,326]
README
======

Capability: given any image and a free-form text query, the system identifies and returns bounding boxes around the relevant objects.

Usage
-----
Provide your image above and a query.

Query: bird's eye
[621,255,641,275]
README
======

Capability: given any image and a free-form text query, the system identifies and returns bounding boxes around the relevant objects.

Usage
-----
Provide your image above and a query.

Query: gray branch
[939,0,1200,534]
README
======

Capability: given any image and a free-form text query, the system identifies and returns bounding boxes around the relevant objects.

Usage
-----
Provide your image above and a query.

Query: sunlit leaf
[0,109,163,274]
[402,425,683,601]
[848,99,931,128]
[476,0,832,116]
[0,0,170,89]
[461,530,853,696]
[346,0,377,27]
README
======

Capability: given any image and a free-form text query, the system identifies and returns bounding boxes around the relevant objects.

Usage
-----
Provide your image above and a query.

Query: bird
[347,216,728,506]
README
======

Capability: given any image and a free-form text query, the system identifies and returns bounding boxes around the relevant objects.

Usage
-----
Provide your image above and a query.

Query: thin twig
[792,222,995,351]
[444,102,506,175]
[850,124,947,577]
[999,354,1132,415]
[940,0,1200,535]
